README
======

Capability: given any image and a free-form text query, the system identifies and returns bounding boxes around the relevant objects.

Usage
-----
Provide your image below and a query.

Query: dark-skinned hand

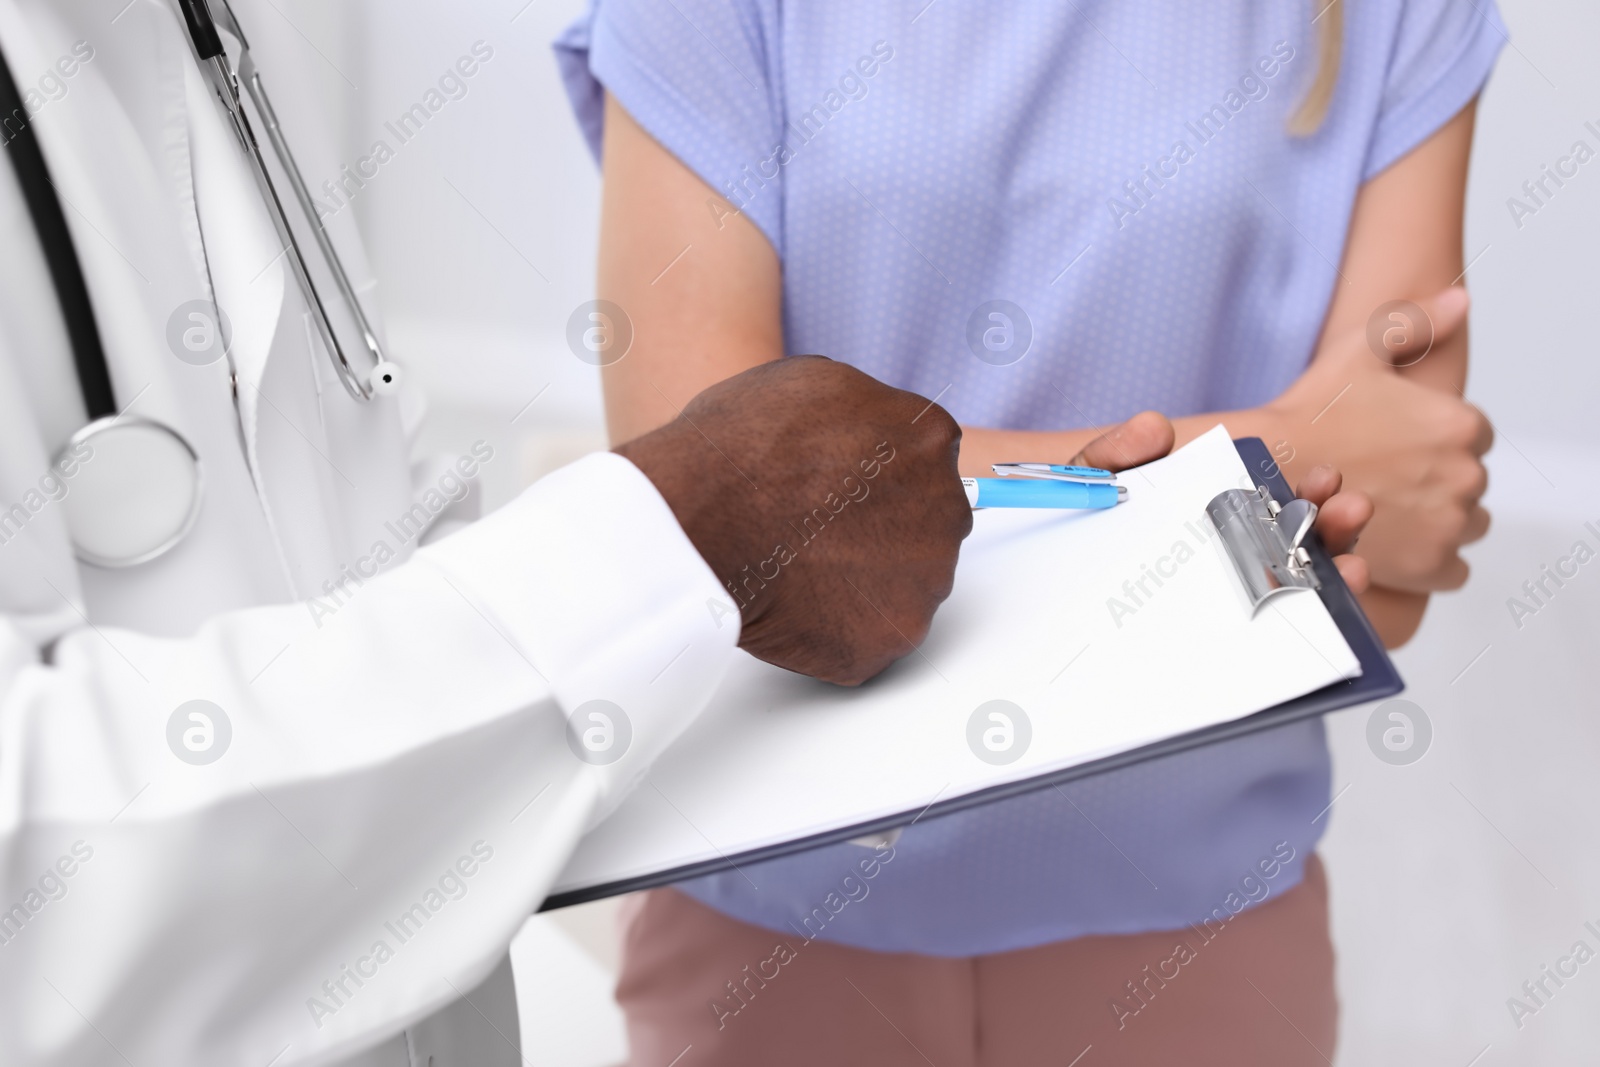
[615,356,972,685]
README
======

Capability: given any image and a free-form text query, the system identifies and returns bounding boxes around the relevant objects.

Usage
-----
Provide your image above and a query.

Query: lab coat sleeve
[0,452,741,1067]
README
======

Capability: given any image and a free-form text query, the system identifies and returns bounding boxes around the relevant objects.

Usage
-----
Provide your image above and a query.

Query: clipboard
[541,436,1403,911]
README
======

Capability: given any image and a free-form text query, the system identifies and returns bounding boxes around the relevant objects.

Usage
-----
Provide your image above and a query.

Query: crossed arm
[595,92,1492,647]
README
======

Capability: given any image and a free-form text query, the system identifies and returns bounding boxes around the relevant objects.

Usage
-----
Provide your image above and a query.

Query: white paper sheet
[553,426,1361,894]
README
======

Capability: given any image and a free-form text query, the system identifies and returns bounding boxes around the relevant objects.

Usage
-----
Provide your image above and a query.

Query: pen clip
[991,463,1117,484]
[1046,464,1115,479]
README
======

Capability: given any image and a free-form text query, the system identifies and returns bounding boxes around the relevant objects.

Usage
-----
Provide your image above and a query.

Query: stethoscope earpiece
[368,361,403,397]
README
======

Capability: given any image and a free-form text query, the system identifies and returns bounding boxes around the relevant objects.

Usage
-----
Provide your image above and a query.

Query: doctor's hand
[615,356,973,686]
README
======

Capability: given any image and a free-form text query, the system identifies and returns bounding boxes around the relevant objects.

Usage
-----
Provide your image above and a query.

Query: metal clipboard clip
[1206,486,1321,611]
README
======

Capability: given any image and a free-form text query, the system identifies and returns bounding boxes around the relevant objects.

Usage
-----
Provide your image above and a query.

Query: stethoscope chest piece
[57,417,203,568]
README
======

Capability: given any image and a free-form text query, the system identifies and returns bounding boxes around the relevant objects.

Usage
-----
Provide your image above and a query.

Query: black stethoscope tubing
[0,38,115,420]
[3,39,205,568]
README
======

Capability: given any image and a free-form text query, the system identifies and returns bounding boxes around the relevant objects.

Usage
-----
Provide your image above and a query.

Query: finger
[1432,554,1471,591]
[1466,404,1495,457]
[1334,554,1370,595]
[1068,411,1175,473]
[1295,464,1343,507]
[1461,504,1492,546]
[1452,453,1490,504]
[1312,489,1373,556]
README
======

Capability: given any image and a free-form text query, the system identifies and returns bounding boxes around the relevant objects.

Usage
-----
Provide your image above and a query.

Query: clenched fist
[616,357,973,685]
[1269,287,1492,593]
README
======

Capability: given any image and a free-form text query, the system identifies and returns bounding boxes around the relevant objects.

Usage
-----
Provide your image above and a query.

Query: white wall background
[235,1,1600,1063]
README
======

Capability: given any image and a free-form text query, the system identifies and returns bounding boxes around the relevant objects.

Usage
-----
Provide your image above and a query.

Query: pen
[990,463,1116,482]
[963,477,1126,509]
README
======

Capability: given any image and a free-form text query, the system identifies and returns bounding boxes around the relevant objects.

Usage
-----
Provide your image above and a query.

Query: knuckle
[926,561,960,607]
[942,494,976,537]
[1449,405,1485,447]
[832,664,873,688]
[1422,400,1453,433]
[1475,509,1493,541]
[1439,558,1471,591]
[901,612,935,649]
[1417,527,1459,571]
[927,404,962,447]
[1415,546,1448,578]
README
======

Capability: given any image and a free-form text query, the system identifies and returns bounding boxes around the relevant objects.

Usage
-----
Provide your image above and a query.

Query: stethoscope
[0,0,400,569]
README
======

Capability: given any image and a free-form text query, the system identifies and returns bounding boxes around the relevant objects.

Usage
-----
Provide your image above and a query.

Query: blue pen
[962,477,1126,509]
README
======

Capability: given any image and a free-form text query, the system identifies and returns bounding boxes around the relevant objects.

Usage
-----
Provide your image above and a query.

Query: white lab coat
[0,1,737,1064]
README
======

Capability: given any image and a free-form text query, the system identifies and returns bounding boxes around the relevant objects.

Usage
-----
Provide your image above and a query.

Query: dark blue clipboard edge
[540,437,1403,912]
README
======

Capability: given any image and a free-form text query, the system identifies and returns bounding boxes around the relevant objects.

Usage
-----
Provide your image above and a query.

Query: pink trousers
[615,855,1336,1067]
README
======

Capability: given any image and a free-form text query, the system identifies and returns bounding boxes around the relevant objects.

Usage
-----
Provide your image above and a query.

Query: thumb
[1370,286,1470,367]
[1069,411,1175,473]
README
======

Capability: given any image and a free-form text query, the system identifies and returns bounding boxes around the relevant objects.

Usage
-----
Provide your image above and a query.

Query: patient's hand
[616,356,973,686]
[1061,411,1373,593]
[1266,287,1489,595]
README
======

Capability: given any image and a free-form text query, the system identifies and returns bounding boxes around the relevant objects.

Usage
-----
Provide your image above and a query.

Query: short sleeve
[1362,0,1507,179]
[553,0,787,255]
